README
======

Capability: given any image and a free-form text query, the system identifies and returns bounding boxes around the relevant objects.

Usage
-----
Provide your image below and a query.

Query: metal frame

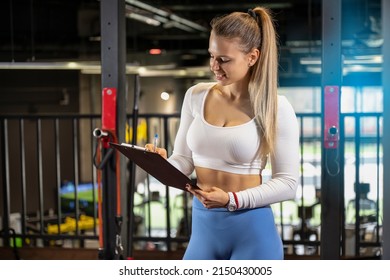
[100,0,127,259]
[382,0,390,260]
[320,0,343,259]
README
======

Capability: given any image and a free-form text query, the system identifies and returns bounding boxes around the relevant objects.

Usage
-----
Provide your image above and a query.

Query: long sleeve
[236,96,300,208]
[167,86,196,177]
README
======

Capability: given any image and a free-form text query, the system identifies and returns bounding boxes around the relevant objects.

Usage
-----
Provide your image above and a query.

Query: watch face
[228,204,237,211]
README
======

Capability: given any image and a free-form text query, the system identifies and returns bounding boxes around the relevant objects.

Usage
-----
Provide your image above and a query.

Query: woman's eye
[209,56,230,63]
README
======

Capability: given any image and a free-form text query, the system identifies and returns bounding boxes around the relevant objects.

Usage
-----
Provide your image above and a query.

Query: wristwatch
[226,192,237,212]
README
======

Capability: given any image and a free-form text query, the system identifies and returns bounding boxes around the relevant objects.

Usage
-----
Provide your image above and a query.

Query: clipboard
[110,142,198,191]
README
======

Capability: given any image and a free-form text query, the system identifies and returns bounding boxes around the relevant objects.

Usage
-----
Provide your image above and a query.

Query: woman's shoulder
[183,82,214,101]
[277,95,298,122]
[277,95,295,112]
[184,82,216,112]
[187,82,216,96]
[277,94,289,103]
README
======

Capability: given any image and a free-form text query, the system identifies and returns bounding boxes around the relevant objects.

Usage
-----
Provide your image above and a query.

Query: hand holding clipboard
[110,142,198,191]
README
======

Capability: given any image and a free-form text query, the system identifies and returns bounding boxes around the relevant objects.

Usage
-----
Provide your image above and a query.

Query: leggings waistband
[192,196,270,212]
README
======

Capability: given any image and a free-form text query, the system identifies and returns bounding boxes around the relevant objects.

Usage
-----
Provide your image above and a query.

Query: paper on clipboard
[110,142,197,191]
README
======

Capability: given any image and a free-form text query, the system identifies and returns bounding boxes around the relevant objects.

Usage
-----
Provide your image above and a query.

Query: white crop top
[168,82,300,209]
[186,86,265,175]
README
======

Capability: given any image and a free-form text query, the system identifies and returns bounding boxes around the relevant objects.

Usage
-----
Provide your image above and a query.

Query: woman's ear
[248,48,260,66]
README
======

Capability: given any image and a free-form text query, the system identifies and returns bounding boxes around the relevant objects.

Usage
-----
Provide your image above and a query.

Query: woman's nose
[210,59,220,71]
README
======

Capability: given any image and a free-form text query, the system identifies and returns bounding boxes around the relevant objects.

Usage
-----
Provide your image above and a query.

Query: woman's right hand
[186,184,230,209]
[145,143,167,159]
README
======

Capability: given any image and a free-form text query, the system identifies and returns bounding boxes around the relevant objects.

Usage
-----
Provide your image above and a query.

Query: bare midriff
[195,166,262,193]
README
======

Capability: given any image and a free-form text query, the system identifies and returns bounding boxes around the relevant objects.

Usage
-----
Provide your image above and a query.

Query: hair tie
[247,9,257,21]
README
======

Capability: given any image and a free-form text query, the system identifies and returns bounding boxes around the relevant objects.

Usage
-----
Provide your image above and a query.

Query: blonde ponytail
[249,7,279,157]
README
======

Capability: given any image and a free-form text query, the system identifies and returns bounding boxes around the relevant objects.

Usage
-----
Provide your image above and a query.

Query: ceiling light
[126,12,161,26]
[160,91,170,101]
[126,0,169,17]
[301,54,383,66]
[163,21,194,32]
[169,14,208,32]
[67,62,78,68]
[300,57,321,65]
[125,0,207,33]
[149,49,163,55]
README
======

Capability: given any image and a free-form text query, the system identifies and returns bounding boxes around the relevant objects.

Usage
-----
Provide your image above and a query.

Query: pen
[153,133,158,152]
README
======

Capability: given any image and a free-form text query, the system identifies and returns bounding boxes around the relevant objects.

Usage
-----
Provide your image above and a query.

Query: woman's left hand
[186,184,229,209]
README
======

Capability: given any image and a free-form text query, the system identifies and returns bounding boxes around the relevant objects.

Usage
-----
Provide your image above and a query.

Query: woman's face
[208,31,257,86]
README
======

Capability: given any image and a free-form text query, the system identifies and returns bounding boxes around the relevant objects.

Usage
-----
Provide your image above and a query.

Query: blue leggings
[183,197,283,260]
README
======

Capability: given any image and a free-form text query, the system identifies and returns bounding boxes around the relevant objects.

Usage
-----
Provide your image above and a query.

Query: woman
[146,7,299,260]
